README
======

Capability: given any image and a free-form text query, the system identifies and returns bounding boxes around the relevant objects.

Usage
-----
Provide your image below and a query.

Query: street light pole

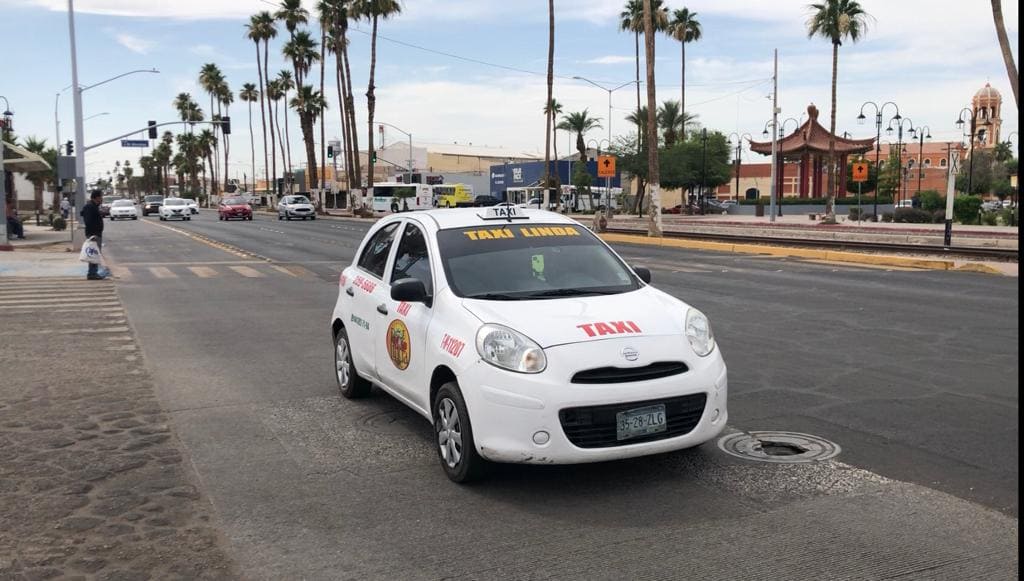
[728,132,752,202]
[1,97,12,248]
[956,108,980,198]
[857,101,900,219]
[376,121,413,183]
[573,76,637,218]
[887,116,914,206]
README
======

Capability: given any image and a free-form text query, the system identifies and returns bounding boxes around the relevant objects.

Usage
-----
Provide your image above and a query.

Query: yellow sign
[852,162,869,183]
[386,319,411,370]
[597,155,616,178]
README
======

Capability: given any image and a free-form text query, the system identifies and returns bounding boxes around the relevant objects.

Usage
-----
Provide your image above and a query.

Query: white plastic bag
[79,237,102,265]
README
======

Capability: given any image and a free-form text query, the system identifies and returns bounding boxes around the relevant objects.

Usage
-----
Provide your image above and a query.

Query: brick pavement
[0,277,239,580]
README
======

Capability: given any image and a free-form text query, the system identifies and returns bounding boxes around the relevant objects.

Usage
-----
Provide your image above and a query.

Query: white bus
[370,182,433,213]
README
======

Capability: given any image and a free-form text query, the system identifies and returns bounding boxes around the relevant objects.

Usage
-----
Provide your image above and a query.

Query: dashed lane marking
[188,266,219,278]
[229,265,265,278]
[149,267,178,279]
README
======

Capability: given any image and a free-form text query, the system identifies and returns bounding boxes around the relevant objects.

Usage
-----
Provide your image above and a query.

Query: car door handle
[346,287,355,297]
[376,304,388,315]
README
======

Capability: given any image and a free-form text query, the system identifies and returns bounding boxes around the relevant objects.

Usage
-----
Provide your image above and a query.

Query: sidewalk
[5,223,76,251]
[0,277,239,579]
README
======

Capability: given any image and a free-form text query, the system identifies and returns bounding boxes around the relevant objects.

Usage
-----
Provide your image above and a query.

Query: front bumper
[459,336,728,464]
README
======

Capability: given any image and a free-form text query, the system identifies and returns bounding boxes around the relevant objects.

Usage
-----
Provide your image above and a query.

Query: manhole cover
[357,409,418,435]
[717,430,841,464]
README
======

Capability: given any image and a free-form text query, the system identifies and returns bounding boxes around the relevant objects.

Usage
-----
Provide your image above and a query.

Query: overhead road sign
[121,140,149,148]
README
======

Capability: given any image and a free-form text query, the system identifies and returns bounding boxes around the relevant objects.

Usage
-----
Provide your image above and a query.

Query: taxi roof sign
[481,203,529,221]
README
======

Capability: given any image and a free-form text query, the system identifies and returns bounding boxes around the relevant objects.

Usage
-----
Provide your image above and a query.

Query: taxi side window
[390,223,432,296]
[357,222,400,279]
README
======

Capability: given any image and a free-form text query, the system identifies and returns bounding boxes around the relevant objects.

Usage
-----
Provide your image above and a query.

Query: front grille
[571,361,688,384]
[559,393,707,448]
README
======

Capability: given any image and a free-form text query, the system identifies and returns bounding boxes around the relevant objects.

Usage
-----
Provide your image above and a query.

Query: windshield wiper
[465,292,525,301]
[525,288,619,298]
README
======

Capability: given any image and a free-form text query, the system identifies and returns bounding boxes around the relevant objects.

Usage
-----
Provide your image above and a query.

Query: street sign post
[121,139,148,148]
[852,162,869,221]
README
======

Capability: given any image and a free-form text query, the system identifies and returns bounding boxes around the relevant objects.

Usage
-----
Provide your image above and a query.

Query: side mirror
[632,266,652,284]
[391,278,429,304]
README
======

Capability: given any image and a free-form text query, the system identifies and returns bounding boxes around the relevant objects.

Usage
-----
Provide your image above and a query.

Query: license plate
[616,404,667,441]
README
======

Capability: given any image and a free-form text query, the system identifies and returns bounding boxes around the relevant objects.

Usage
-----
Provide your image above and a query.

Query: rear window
[144,196,163,202]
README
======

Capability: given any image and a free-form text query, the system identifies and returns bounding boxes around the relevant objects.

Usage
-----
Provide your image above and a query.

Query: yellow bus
[432,183,474,208]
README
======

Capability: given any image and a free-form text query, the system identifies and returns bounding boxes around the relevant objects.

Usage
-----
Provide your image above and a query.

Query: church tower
[971,83,1002,148]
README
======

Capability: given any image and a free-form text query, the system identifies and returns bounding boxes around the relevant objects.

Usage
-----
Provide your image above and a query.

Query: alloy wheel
[436,398,463,468]
[335,336,351,388]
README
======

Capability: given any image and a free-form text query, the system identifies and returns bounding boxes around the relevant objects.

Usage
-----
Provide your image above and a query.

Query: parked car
[142,195,164,216]
[981,200,1003,212]
[108,199,138,220]
[278,195,316,220]
[218,197,254,221]
[472,195,501,207]
[158,197,191,221]
[894,200,915,209]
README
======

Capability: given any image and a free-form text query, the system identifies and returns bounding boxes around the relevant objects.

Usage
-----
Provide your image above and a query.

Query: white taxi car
[330,206,727,482]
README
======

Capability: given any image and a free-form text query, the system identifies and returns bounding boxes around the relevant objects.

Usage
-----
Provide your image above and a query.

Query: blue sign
[121,139,149,148]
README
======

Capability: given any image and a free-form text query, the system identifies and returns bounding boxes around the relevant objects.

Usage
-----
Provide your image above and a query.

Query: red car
[218,197,253,221]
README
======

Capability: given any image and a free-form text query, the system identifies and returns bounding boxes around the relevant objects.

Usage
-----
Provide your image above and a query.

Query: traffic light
[221,116,231,135]
[371,151,377,163]
[148,120,157,139]
[65,140,74,155]
[327,145,334,159]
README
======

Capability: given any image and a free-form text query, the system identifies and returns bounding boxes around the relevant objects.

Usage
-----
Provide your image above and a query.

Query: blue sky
[1,0,1018,183]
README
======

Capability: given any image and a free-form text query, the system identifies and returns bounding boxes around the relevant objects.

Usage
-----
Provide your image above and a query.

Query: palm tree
[197,129,218,198]
[317,1,332,196]
[991,0,1018,107]
[666,8,701,141]
[657,100,697,148]
[329,1,361,196]
[154,131,175,195]
[627,106,651,149]
[198,63,225,194]
[276,70,296,181]
[22,137,58,211]
[559,110,603,164]
[620,0,669,150]
[545,99,564,164]
[807,0,870,222]
[277,0,309,79]
[266,79,287,190]
[283,30,320,88]
[544,0,555,206]
[355,0,402,193]
[240,83,260,190]
[246,11,277,203]
[642,0,662,236]
[122,160,134,199]
[291,85,328,188]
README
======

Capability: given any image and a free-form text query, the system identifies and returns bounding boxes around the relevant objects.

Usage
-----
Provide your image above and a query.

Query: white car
[278,195,316,220]
[159,198,192,221]
[108,199,138,220]
[330,206,728,482]
[186,199,199,214]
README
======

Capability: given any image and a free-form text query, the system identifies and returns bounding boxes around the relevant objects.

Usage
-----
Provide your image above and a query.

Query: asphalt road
[98,209,1018,580]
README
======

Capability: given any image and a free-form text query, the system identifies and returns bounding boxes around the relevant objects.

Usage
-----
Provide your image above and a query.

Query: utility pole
[68,0,86,245]
[769,49,779,223]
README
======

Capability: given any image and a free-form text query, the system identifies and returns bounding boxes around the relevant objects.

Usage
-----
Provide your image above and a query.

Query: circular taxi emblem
[621,347,639,362]
[386,319,411,370]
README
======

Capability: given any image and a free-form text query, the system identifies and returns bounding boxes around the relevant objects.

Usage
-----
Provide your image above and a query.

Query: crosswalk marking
[229,265,265,278]
[188,266,219,278]
[149,267,178,279]
[108,266,132,279]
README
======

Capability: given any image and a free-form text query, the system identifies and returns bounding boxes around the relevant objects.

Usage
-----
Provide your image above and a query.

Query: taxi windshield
[436,223,640,300]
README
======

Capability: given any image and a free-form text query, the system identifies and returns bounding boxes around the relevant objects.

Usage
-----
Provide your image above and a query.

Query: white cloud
[115,33,154,54]
[583,55,635,65]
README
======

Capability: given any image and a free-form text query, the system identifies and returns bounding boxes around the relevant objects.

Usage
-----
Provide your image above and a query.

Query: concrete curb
[598,232,979,273]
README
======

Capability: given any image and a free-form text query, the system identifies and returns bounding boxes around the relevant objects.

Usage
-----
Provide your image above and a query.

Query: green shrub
[848,207,863,221]
[980,212,998,226]
[917,190,945,212]
[931,210,946,224]
[953,195,983,225]
[51,216,67,231]
[894,208,933,223]
[881,212,894,223]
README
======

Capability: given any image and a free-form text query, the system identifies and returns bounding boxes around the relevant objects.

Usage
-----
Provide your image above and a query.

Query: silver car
[278,195,316,221]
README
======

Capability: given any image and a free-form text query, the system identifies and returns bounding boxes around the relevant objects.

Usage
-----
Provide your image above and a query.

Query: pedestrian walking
[81,190,106,280]
[60,197,70,220]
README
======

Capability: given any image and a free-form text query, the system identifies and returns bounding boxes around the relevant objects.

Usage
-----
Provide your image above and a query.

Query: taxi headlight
[685,308,715,357]
[476,324,547,374]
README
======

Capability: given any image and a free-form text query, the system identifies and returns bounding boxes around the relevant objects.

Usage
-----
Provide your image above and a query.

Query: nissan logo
[621,347,639,362]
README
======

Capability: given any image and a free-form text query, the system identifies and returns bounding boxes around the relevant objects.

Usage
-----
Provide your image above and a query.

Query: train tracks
[604,227,1019,261]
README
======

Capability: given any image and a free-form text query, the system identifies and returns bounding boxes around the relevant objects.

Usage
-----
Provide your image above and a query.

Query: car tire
[186,217,191,221]
[433,382,487,483]
[278,214,283,221]
[132,216,138,220]
[335,328,372,399]
[311,216,316,221]
[159,216,165,221]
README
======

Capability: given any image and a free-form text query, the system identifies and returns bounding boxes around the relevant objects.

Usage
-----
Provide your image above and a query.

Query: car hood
[286,203,314,210]
[223,204,250,210]
[459,286,689,348]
